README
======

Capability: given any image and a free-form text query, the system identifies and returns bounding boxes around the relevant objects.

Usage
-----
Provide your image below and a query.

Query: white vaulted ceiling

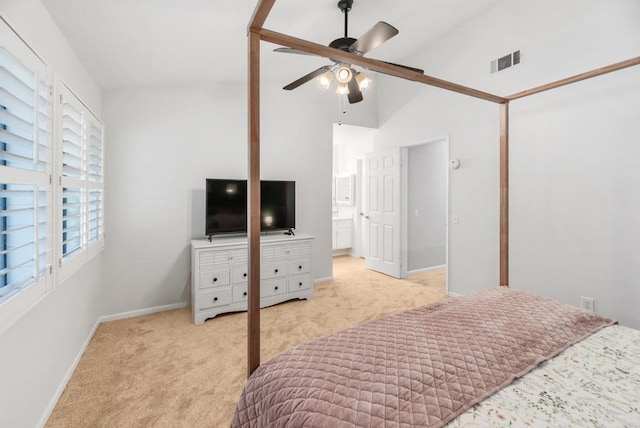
[40,0,504,89]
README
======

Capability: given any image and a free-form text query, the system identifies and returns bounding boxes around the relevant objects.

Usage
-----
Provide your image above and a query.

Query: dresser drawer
[262,245,291,263]
[231,266,249,284]
[229,249,248,266]
[261,278,287,298]
[288,258,311,275]
[198,250,231,269]
[261,262,287,280]
[288,274,312,292]
[197,288,231,310]
[232,285,248,303]
[199,269,230,289]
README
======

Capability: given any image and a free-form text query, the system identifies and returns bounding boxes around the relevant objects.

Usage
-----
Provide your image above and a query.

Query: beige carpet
[46,257,446,427]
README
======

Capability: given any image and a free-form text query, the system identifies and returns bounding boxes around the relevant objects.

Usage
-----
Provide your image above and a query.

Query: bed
[231,288,640,427]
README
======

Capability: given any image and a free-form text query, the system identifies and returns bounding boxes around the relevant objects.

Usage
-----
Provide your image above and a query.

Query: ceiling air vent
[490,50,521,74]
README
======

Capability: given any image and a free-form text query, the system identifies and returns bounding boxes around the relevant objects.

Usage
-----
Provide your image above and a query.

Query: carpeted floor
[46,256,446,427]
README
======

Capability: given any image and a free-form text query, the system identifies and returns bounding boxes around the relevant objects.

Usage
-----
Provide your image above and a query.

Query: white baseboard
[332,250,351,257]
[100,302,189,323]
[37,317,101,428]
[448,291,462,297]
[314,276,333,284]
[407,264,446,276]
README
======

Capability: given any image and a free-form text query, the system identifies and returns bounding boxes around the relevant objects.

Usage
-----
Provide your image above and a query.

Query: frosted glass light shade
[317,70,333,89]
[335,65,352,84]
[336,83,349,95]
[356,72,371,89]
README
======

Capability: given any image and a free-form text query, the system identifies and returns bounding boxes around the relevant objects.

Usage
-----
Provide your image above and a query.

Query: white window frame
[0,17,54,333]
[57,84,104,284]
[0,15,105,332]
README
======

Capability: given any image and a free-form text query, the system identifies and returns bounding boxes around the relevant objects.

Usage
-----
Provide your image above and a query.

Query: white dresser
[191,234,314,324]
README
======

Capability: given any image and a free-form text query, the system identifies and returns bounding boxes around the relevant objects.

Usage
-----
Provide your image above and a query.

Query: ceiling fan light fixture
[356,71,372,90]
[336,83,350,95]
[317,70,334,89]
[335,65,353,84]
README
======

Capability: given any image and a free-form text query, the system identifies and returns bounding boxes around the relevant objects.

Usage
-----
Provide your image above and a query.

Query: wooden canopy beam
[257,28,507,104]
[247,0,275,33]
[507,56,640,100]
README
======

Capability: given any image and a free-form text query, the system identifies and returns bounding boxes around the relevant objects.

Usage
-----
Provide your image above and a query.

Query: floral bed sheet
[447,324,640,427]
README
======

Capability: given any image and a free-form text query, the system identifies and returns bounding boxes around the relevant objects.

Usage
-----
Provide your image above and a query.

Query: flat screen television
[205,179,295,237]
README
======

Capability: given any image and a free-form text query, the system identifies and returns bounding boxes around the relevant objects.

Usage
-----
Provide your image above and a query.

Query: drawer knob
[299,282,303,286]
[298,265,302,270]
[213,277,218,282]
[213,297,218,302]
[243,291,247,297]
[243,273,247,278]
[274,269,279,273]
[275,286,279,291]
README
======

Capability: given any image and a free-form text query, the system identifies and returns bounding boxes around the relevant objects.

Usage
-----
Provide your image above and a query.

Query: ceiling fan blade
[363,61,424,76]
[283,66,332,91]
[274,47,318,56]
[347,69,364,104]
[380,61,424,74]
[349,21,399,55]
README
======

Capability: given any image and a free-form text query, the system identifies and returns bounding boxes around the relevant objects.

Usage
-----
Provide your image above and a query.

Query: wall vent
[490,50,521,74]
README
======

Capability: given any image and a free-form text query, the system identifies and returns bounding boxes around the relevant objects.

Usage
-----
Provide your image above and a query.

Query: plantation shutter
[60,92,84,261]
[0,19,52,318]
[0,185,48,300]
[87,120,103,246]
[58,85,103,280]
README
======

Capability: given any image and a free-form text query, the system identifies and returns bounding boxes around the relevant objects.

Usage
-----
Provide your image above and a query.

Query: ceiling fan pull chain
[337,95,347,125]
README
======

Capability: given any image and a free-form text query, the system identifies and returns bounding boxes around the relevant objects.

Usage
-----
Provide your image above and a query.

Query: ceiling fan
[275,0,424,104]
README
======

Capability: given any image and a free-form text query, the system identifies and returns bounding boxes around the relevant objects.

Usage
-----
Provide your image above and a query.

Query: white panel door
[365,148,401,278]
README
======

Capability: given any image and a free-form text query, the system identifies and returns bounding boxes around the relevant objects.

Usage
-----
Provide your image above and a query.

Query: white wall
[0,1,103,427]
[376,0,640,326]
[407,140,447,271]
[333,123,375,175]
[510,67,640,328]
[101,81,377,316]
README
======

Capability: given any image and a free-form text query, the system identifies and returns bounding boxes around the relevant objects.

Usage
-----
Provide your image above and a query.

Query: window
[58,85,104,282]
[0,17,104,331]
[0,18,53,330]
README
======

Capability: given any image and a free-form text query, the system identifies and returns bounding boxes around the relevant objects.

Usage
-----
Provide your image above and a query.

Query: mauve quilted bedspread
[231,287,615,427]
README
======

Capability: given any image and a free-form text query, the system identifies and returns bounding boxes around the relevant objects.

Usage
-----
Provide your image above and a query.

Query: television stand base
[284,228,295,236]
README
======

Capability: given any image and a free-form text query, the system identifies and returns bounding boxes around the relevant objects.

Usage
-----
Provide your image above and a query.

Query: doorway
[401,137,449,293]
[361,137,449,292]
[332,124,375,258]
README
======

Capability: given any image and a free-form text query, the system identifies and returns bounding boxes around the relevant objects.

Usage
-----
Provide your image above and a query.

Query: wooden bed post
[500,102,509,286]
[247,0,276,378]
[247,29,261,376]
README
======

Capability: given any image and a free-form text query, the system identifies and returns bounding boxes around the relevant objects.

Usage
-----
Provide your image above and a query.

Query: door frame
[400,135,450,295]
[354,159,365,258]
